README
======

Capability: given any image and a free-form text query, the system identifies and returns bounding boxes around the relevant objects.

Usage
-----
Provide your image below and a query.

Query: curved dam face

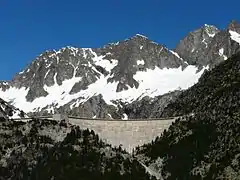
[67,117,176,152]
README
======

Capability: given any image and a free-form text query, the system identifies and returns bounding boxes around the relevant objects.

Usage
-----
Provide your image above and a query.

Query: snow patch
[202,38,208,48]
[0,87,29,109]
[136,34,148,39]
[229,30,240,45]
[137,60,145,65]
[11,110,26,119]
[0,74,82,112]
[107,113,113,119]
[169,50,183,60]
[44,69,51,79]
[122,113,128,120]
[204,24,217,37]
[110,42,120,46]
[0,65,206,113]
[82,48,91,58]
[19,70,24,75]
[46,63,52,68]
[0,82,9,88]
[207,32,216,38]
[90,49,118,72]
[218,48,227,60]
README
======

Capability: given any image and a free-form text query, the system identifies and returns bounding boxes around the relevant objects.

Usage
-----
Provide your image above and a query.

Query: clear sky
[0,0,239,80]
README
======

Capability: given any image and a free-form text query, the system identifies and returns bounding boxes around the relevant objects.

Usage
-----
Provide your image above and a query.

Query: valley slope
[136,52,240,179]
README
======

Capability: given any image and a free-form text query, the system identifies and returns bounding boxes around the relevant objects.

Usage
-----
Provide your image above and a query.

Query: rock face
[0,21,240,118]
[175,21,240,69]
[175,24,220,68]
[98,35,187,92]
[10,35,187,103]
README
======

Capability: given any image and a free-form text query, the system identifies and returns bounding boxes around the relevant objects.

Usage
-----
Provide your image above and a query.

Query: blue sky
[0,0,239,80]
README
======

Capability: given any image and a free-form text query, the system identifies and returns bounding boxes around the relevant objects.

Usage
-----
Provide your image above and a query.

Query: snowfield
[0,64,206,113]
[5,26,239,114]
[229,30,240,44]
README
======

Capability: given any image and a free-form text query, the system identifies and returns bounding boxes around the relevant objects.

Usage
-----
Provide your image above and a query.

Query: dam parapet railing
[11,113,178,122]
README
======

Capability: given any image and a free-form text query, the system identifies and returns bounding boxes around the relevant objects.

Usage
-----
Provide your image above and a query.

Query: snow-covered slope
[0,64,206,113]
[0,21,240,118]
[0,98,28,119]
[229,30,240,44]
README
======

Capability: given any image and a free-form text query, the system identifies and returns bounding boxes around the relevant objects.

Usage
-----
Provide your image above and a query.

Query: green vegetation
[0,118,155,180]
[137,53,240,179]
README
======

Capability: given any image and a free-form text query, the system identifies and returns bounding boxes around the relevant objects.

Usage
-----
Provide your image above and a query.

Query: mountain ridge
[1,21,240,118]
[0,41,239,180]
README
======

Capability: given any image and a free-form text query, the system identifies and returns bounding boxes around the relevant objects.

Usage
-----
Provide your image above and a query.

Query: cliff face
[175,21,240,69]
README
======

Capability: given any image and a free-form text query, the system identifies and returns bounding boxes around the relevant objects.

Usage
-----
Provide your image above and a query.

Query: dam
[14,114,176,152]
[70,118,175,152]
[56,115,176,152]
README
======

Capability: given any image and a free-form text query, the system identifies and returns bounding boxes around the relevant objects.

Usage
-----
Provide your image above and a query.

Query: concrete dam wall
[67,117,176,152]
[13,115,176,152]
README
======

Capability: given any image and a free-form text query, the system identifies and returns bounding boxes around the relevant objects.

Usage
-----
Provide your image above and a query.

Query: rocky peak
[103,33,153,51]
[3,22,239,117]
[97,35,186,92]
[227,20,240,33]
[132,33,148,39]
[11,46,103,102]
[204,21,240,68]
[175,22,240,68]
[127,34,151,43]
[0,33,190,115]
[175,24,219,67]
[203,24,219,37]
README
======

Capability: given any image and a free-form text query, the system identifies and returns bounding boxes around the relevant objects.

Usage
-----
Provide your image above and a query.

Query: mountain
[1,21,240,180]
[175,21,240,69]
[1,51,239,179]
[1,21,240,118]
[136,52,240,179]
[175,24,220,67]
[0,35,202,118]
